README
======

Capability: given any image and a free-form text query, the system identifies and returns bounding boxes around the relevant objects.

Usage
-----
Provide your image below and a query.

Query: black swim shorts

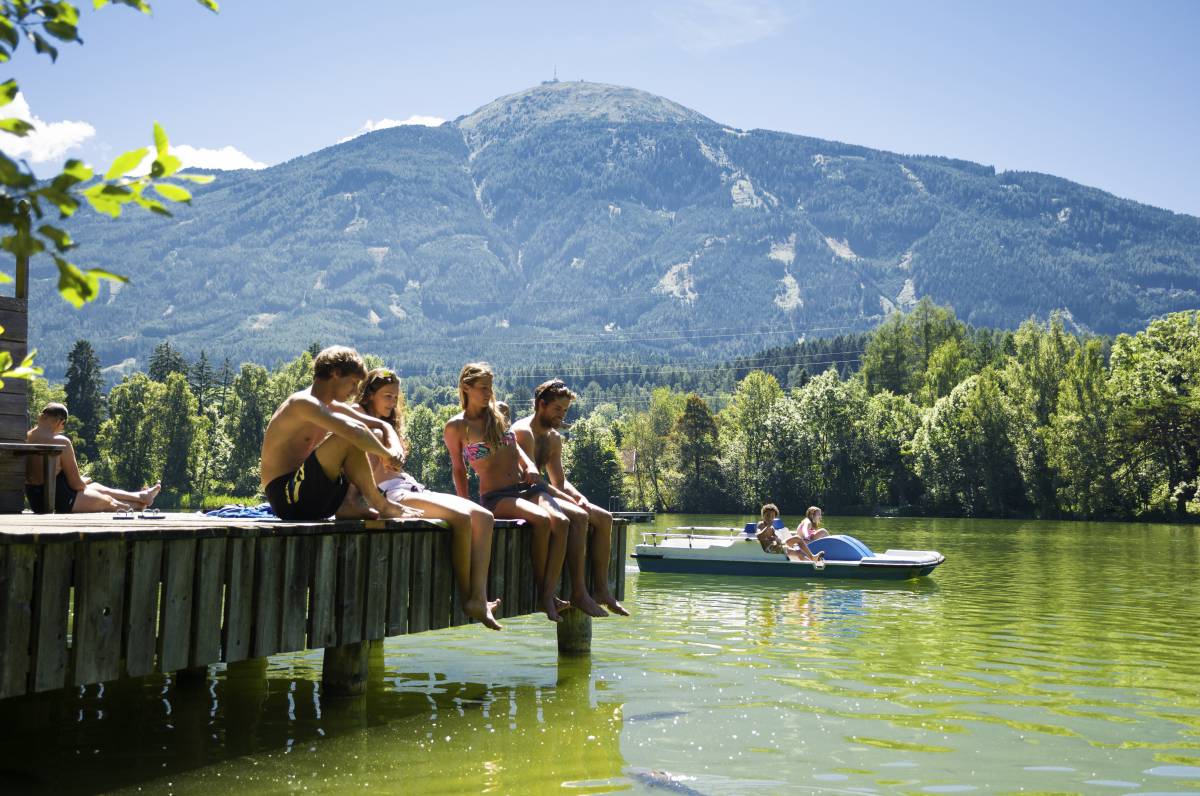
[480,481,559,512]
[264,450,350,521]
[25,471,78,514]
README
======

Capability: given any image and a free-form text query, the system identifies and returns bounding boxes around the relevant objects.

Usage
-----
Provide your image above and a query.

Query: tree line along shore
[31,300,1200,521]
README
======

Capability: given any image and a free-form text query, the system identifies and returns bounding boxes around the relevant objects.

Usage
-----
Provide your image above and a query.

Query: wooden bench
[0,443,65,513]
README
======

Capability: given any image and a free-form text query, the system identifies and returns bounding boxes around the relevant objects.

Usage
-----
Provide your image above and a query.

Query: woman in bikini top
[461,429,517,467]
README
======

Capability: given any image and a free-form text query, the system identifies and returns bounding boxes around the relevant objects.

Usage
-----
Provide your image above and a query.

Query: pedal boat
[632,526,944,580]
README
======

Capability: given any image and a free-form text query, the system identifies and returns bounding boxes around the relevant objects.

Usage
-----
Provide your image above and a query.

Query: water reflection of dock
[0,650,625,793]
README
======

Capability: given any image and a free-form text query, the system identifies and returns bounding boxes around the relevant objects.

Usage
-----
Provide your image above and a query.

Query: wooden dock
[0,513,627,699]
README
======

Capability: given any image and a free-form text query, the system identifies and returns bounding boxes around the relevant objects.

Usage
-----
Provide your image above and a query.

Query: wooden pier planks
[72,541,126,687]
[0,515,627,700]
[0,543,35,697]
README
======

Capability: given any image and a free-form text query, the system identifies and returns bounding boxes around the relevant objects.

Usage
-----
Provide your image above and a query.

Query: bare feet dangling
[543,595,570,622]
[597,592,629,616]
[572,592,608,618]
[465,597,502,631]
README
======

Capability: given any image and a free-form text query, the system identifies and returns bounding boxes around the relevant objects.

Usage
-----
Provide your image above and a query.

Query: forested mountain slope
[32,80,1200,377]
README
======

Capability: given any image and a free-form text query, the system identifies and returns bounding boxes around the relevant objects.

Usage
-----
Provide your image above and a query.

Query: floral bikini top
[462,430,516,467]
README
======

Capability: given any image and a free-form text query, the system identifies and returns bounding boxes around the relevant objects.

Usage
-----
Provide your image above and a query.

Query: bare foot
[465,597,502,631]
[596,592,630,616]
[377,500,415,520]
[543,594,570,622]
[336,504,380,520]
[572,592,609,618]
[139,483,162,509]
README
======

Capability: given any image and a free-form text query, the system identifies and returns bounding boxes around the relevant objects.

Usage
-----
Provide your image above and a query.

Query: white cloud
[170,144,266,171]
[655,0,795,52]
[338,114,446,144]
[0,93,95,163]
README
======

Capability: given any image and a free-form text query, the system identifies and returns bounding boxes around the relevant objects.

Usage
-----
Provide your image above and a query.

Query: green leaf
[94,0,110,8]
[0,79,18,108]
[153,121,168,159]
[0,117,34,137]
[175,172,214,184]
[0,20,18,50]
[104,147,148,180]
[88,267,128,284]
[149,152,181,178]
[153,182,191,203]
[98,183,135,200]
[34,187,79,216]
[195,0,219,11]
[133,194,170,215]
[43,21,79,43]
[2,222,45,258]
[29,31,59,60]
[82,184,121,218]
[61,159,93,181]
[0,151,35,188]
[0,272,11,284]
[109,0,153,11]
[0,348,43,388]
[55,257,100,308]
[37,224,73,251]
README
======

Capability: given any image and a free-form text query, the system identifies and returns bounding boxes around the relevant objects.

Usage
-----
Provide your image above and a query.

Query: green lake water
[2,515,1199,795]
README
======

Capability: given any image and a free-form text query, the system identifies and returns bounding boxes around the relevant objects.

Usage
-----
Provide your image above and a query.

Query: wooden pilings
[0,514,629,701]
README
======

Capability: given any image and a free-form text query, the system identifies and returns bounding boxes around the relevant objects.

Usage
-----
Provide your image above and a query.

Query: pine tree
[64,339,105,460]
[147,342,188,382]
[190,351,215,418]
[155,373,200,500]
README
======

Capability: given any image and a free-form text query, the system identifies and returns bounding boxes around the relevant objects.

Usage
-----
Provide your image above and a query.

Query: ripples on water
[0,516,1197,794]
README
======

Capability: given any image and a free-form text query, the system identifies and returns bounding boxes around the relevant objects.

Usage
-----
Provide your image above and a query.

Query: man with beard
[512,379,628,616]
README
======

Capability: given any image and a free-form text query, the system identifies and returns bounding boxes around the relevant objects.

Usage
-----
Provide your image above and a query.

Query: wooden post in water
[556,555,592,656]
[556,608,591,655]
[323,640,371,696]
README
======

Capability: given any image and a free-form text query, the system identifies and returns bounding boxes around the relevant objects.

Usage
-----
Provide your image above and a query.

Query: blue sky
[5,0,1199,216]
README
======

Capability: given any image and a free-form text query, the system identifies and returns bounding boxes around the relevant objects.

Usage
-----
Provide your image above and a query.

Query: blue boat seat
[743,519,786,534]
[808,535,875,561]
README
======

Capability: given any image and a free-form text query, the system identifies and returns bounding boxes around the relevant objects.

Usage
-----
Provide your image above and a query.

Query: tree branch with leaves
[0,0,218,387]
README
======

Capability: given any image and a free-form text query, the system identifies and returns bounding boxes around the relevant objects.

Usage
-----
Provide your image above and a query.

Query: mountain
[29,80,1200,377]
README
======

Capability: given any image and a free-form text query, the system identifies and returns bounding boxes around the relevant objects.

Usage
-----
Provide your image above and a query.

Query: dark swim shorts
[264,450,350,521]
[480,481,559,512]
[25,471,78,514]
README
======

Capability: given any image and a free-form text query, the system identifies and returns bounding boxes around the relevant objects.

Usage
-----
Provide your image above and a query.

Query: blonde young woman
[444,363,571,622]
[356,368,501,630]
[784,505,828,564]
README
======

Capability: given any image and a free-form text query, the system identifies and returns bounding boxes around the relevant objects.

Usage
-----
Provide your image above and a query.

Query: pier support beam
[175,665,208,687]
[556,608,592,656]
[322,641,371,696]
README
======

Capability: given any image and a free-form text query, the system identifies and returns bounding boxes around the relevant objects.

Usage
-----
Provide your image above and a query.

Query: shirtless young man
[260,346,419,521]
[512,379,629,617]
[25,403,161,513]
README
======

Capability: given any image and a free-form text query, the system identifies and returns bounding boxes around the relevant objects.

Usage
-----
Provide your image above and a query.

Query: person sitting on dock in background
[355,368,501,630]
[25,403,161,513]
[755,503,786,553]
[512,379,629,617]
[260,346,421,522]
[444,362,571,622]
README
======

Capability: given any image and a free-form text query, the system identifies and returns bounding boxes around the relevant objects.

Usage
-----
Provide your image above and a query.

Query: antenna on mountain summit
[544,67,559,85]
